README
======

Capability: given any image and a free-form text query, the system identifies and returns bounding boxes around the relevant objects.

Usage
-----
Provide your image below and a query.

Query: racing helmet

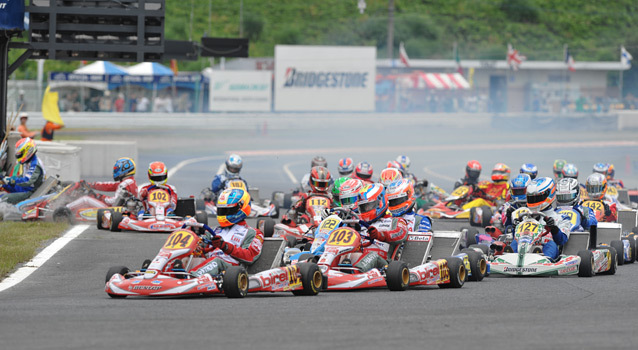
[354,161,373,181]
[553,159,567,179]
[520,163,538,180]
[309,166,331,193]
[339,178,364,210]
[509,173,532,205]
[386,179,415,217]
[556,178,581,207]
[561,163,579,179]
[15,137,36,164]
[113,157,136,181]
[216,188,251,227]
[586,173,607,201]
[386,160,406,176]
[357,183,388,223]
[526,177,556,212]
[491,163,511,183]
[148,161,168,186]
[592,162,609,176]
[396,155,411,170]
[225,154,243,175]
[379,168,402,188]
[466,160,482,181]
[332,177,350,205]
[311,156,328,169]
[607,164,616,180]
[337,157,354,176]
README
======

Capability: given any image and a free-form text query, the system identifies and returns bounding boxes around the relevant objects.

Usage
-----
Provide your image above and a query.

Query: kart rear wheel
[96,209,106,230]
[439,257,466,289]
[610,240,625,266]
[262,218,275,238]
[461,249,487,281]
[223,266,248,298]
[463,227,479,247]
[286,236,298,248]
[577,250,595,277]
[386,261,410,291]
[283,193,293,209]
[600,246,618,275]
[109,210,123,232]
[52,207,73,224]
[293,263,323,296]
[622,237,636,263]
[105,266,130,299]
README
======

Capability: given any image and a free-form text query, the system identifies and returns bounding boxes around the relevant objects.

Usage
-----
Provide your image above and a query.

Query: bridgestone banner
[274,45,376,111]
[209,70,272,112]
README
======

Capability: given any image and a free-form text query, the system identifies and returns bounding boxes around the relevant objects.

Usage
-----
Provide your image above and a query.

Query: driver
[1,138,45,204]
[138,161,178,216]
[454,160,482,189]
[556,177,597,231]
[474,163,511,203]
[378,167,403,188]
[338,178,364,211]
[553,159,567,179]
[501,173,532,229]
[337,157,354,177]
[285,166,333,225]
[192,188,264,278]
[520,163,538,180]
[387,179,432,232]
[210,154,248,200]
[300,156,329,193]
[511,177,570,261]
[593,163,624,189]
[585,173,616,222]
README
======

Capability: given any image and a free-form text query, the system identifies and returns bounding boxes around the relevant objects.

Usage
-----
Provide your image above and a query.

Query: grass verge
[0,222,70,280]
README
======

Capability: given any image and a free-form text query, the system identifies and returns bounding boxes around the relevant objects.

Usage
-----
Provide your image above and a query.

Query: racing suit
[475,181,509,203]
[210,173,249,199]
[399,209,432,233]
[138,183,178,215]
[351,214,408,272]
[284,192,333,227]
[66,176,138,212]
[557,205,597,231]
[510,208,571,261]
[1,155,45,204]
[192,221,264,277]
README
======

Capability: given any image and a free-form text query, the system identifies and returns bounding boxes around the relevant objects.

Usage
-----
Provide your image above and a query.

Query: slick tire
[293,263,323,296]
[469,244,489,255]
[195,210,208,234]
[286,236,298,248]
[109,210,123,232]
[386,261,410,291]
[283,193,293,209]
[622,237,636,263]
[463,227,479,247]
[223,266,249,298]
[439,257,466,289]
[577,250,595,277]
[610,240,625,266]
[105,266,130,299]
[96,209,106,230]
[461,249,488,281]
[263,218,275,238]
[599,246,618,276]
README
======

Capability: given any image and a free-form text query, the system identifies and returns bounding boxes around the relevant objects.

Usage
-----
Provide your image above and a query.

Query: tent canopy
[396,71,470,90]
[74,61,128,75]
[127,62,174,76]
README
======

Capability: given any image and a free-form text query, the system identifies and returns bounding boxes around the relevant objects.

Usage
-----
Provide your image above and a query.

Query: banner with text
[274,45,376,111]
[209,70,272,112]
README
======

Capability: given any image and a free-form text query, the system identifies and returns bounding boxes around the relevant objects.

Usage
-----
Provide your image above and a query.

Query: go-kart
[487,208,617,277]
[266,194,332,240]
[198,179,278,219]
[0,176,63,221]
[97,186,208,233]
[420,185,496,227]
[105,222,323,298]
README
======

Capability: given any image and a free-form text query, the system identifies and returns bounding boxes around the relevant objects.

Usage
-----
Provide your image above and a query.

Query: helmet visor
[527,192,549,206]
[557,192,577,204]
[217,205,240,216]
[358,200,379,214]
[340,195,358,207]
[511,187,526,196]
[587,184,605,197]
[227,164,241,174]
[311,179,330,191]
[150,174,167,183]
[467,168,480,179]
[388,195,409,208]
[357,172,372,180]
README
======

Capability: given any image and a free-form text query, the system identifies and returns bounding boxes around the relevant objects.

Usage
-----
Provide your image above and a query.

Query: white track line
[283,161,302,184]
[0,224,89,293]
[422,167,457,182]
[168,155,226,179]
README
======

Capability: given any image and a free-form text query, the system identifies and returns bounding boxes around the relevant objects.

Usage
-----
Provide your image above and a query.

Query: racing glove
[3,176,15,186]
[544,217,560,236]
[367,226,381,241]
[211,236,234,254]
[603,203,612,217]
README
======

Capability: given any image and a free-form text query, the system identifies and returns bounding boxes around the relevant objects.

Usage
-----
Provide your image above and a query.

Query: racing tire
[195,199,206,211]
[469,244,489,255]
[602,246,618,275]
[283,193,293,209]
[622,237,636,263]
[195,210,208,234]
[577,250,595,277]
[439,257,466,289]
[109,210,123,232]
[52,207,73,224]
[285,236,298,248]
[293,262,323,296]
[610,240,625,266]
[271,203,280,219]
[105,266,130,299]
[463,227,479,247]
[96,209,106,230]
[223,266,249,298]
[386,261,410,291]
[461,249,487,282]
[262,218,275,238]
[469,206,492,228]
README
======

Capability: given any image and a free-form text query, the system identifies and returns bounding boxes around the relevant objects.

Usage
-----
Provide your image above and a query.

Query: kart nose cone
[157,214,166,221]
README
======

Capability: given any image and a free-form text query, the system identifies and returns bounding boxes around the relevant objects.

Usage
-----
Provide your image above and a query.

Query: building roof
[377,59,630,71]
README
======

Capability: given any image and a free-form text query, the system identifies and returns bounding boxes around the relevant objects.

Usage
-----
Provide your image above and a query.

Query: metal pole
[240,0,244,37]
[0,34,10,142]
[620,68,624,100]
[387,0,394,61]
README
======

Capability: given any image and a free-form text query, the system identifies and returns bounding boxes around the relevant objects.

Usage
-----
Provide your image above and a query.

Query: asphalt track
[2,113,638,350]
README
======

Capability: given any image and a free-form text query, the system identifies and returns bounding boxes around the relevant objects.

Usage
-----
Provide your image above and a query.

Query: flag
[42,86,64,126]
[564,45,575,72]
[621,46,633,67]
[399,42,410,67]
[170,59,179,75]
[454,42,463,76]
[468,67,475,87]
[507,43,526,70]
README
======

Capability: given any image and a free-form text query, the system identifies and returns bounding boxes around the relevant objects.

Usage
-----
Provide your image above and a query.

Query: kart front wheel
[599,246,618,275]
[293,263,322,296]
[461,249,487,281]
[577,250,595,277]
[109,210,123,232]
[386,261,410,291]
[610,240,625,266]
[262,218,275,238]
[622,236,637,263]
[439,257,466,289]
[223,266,248,298]
[96,209,106,230]
[105,266,130,299]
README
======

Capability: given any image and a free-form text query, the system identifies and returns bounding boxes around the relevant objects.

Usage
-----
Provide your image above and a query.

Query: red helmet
[491,163,511,183]
[379,168,402,187]
[466,160,482,181]
[355,161,373,181]
[309,166,331,193]
[148,161,168,186]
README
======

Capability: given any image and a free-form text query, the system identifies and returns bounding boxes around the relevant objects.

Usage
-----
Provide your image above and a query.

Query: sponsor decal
[149,223,172,230]
[367,277,384,285]
[558,265,578,274]
[503,267,538,273]
[132,285,162,291]
[131,280,142,284]
[408,234,431,242]
[79,209,97,219]
[151,280,162,285]
[259,266,301,290]
[283,68,368,89]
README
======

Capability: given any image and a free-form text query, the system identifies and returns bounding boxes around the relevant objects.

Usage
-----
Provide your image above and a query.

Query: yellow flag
[468,68,475,88]
[42,86,64,126]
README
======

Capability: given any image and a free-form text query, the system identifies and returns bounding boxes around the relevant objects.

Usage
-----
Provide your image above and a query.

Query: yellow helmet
[216,188,251,227]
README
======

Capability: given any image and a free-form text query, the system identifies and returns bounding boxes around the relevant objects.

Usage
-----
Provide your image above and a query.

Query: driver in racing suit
[556,178,597,231]
[510,177,571,261]
[283,166,334,226]
[500,174,531,230]
[192,188,263,277]
[1,138,45,205]
[348,183,408,272]
[138,161,178,216]
[584,173,617,222]
[387,179,432,233]
[209,154,248,200]
[66,157,138,212]
[474,163,511,204]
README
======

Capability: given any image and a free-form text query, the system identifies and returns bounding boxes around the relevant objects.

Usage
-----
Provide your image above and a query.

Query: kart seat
[28,176,59,199]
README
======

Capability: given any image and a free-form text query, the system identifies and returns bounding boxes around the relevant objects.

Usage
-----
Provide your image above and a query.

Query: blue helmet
[510,173,532,204]
[113,157,136,181]
[216,188,251,226]
[520,163,538,180]
[592,162,609,175]
[561,163,578,179]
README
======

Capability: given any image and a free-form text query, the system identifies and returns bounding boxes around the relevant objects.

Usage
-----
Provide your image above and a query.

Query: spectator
[41,121,63,142]
[153,91,173,113]
[99,91,112,112]
[17,113,37,138]
[114,93,125,113]
[16,89,27,111]
[136,94,150,112]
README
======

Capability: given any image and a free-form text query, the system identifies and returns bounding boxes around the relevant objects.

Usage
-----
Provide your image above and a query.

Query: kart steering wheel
[330,207,360,220]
